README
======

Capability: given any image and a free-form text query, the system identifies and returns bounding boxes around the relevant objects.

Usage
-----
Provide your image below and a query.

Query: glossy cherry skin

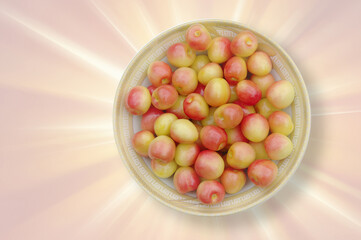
[141,106,163,133]
[224,56,247,85]
[196,180,225,204]
[200,125,228,151]
[236,80,262,106]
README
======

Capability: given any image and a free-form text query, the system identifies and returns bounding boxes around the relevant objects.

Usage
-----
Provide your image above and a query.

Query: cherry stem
[211,193,218,203]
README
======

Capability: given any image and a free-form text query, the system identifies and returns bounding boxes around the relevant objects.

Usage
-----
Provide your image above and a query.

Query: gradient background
[0,0,360,239]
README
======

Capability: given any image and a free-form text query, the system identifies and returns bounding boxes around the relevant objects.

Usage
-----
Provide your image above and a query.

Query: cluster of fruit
[125,23,295,205]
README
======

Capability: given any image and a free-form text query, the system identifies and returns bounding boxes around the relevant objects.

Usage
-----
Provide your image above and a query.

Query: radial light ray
[66,140,115,151]
[273,196,305,225]
[33,124,113,131]
[290,179,361,228]
[251,208,273,240]
[311,110,361,117]
[76,181,139,235]
[272,10,306,43]
[90,0,138,52]
[135,0,158,37]
[0,79,115,106]
[232,0,247,21]
[277,2,332,47]
[0,9,123,79]
[298,164,361,200]
[271,4,319,45]
[170,0,182,24]
[308,80,361,96]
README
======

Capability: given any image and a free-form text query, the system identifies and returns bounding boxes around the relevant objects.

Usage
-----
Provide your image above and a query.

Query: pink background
[1,0,360,239]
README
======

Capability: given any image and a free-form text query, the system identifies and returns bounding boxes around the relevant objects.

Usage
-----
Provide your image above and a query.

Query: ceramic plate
[113,20,311,216]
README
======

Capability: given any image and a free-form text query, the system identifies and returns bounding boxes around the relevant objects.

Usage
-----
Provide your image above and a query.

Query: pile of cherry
[125,23,295,205]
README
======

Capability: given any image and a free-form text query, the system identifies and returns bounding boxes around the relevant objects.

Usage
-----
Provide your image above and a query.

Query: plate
[113,20,311,216]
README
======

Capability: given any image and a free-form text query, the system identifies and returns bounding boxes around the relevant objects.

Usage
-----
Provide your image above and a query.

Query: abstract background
[0,0,360,239]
